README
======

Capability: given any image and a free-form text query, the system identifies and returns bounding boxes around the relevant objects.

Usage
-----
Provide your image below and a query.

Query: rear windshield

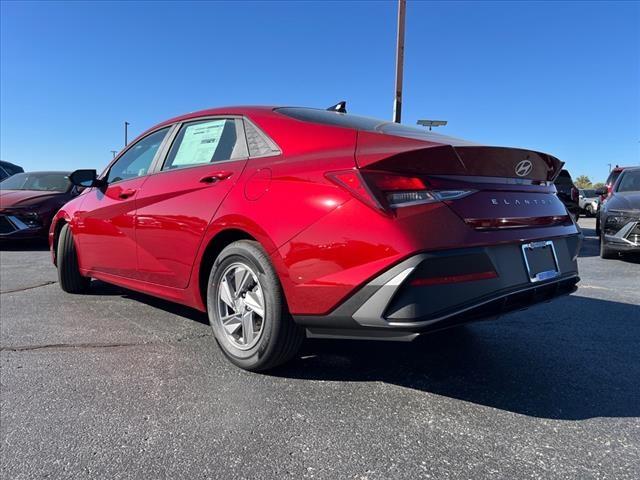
[581,189,596,197]
[275,107,477,146]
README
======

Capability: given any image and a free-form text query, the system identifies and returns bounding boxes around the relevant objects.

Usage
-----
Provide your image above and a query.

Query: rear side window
[244,120,280,157]
[162,119,244,171]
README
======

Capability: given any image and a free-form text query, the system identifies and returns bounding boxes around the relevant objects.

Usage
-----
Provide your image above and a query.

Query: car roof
[14,171,72,175]
[137,105,473,146]
[154,106,277,129]
[612,165,636,172]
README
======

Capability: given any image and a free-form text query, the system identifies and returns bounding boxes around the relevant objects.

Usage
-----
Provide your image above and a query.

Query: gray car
[598,166,640,258]
[578,188,599,216]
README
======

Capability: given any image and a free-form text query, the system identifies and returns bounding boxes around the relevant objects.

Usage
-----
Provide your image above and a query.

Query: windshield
[0,172,71,192]
[275,107,478,146]
[582,189,596,197]
[616,170,640,193]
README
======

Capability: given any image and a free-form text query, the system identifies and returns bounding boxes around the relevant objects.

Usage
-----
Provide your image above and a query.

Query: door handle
[199,171,233,184]
[118,188,137,199]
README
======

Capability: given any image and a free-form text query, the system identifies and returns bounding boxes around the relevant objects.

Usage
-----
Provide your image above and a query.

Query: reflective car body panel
[75,177,146,278]
[50,106,581,336]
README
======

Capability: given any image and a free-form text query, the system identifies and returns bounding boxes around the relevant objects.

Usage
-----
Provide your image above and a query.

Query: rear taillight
[326,170,474,212]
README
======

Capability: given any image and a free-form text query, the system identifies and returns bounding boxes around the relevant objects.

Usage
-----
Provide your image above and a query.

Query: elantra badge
[515,160,533,177]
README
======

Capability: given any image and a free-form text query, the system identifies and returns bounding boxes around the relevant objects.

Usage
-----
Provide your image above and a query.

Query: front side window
[162,119,243,171]
[107,127,170,183]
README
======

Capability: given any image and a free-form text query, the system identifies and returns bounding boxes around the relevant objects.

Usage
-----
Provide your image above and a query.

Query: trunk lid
[355,131,563,183]
[356,131,570,229]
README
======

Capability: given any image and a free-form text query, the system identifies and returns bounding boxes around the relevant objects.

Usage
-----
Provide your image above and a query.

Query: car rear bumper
[294,234,581,339]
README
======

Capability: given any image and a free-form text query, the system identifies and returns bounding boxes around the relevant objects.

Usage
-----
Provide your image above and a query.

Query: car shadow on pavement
[88,280,210,325]
[273,295,640,421]
[0,239,50,251]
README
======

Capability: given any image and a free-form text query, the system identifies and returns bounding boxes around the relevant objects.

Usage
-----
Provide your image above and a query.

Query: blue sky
[1,0,638,182]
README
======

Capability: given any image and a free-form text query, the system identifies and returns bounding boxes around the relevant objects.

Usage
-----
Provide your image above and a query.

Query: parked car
[0,160,24,181]
[553,169,580,220]
[597,166,640,259]
[51,105,581,371]
[578,188,599,216]
[596,165,636,235]
[0,171,77,240]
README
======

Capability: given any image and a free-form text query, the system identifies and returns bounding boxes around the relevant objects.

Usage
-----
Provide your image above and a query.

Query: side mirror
[595,187,608,196]
[68,169,101,188]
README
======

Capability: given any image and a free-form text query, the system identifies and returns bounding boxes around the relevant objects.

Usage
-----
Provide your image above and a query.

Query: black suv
[554,169,580,220]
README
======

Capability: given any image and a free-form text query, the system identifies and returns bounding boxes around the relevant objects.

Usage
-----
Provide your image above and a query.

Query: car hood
[607,192,640,212]
[0,190,67,209]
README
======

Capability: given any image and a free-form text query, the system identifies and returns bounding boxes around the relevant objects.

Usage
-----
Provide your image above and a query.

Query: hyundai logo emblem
[515,160,533,177]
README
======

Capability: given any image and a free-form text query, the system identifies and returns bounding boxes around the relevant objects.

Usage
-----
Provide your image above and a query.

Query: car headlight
[15,211,41,227]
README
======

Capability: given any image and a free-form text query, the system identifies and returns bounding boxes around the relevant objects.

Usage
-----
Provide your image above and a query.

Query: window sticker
[171,120,226,167]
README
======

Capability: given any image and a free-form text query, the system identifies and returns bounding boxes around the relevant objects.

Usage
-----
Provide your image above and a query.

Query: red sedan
[50,106,581,371]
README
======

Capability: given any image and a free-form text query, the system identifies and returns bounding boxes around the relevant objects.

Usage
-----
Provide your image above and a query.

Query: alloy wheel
[216,262,265,350]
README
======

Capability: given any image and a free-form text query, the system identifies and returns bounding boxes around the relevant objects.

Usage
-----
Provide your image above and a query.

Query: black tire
[206,240,304,371]
[595,215,601,236]
[600,231,617,259]
[586,205,593,217]
[57,223,90,293]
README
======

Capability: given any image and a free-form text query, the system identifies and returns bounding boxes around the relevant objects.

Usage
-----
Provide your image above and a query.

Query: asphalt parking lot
[1,217,639,479]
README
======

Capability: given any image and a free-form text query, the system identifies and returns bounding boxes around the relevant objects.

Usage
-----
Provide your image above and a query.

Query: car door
[135,117,249,288]
[75,127,171,278]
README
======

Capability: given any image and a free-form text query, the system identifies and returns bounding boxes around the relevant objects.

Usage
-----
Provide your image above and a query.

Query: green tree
[574,175,592,188]
[593,182,605,189]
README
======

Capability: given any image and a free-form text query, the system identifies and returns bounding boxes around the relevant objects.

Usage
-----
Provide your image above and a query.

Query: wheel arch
[196,228,258,310]
[50,212,73,266]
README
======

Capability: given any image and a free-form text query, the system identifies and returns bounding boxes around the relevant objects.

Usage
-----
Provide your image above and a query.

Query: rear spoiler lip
[355,131,565,183]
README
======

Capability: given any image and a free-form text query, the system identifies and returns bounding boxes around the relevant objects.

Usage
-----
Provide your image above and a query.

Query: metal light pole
[393,0,406,123]
[124,121,130,147]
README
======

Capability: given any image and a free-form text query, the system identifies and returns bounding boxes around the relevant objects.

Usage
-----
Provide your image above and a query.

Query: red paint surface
[50,106,579,314]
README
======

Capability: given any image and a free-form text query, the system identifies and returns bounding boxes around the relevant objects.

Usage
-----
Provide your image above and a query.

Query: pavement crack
[1,281,57,294]
[0,342,142,352]
[0,332,212,353]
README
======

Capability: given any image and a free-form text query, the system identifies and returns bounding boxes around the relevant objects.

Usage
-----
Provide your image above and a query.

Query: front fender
[48,193,87,264]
